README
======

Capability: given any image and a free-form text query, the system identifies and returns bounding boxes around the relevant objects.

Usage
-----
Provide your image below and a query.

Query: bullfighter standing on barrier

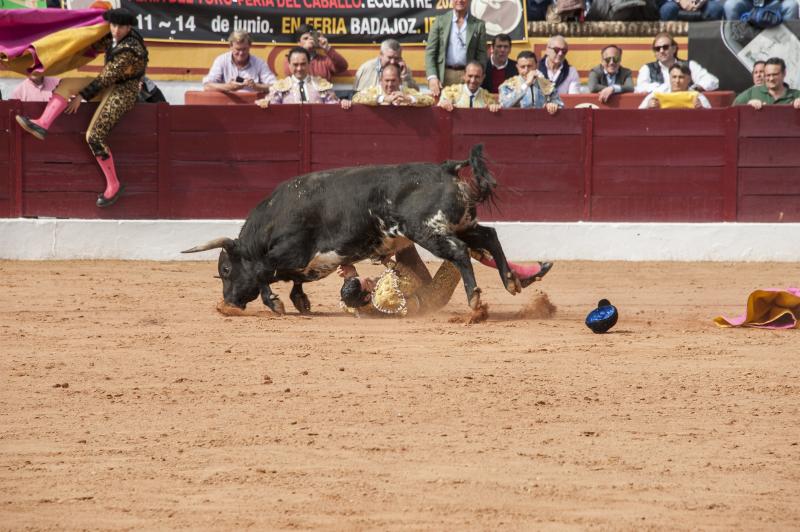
[15,8,147,208]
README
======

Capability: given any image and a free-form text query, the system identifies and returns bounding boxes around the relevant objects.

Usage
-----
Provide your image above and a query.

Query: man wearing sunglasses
[539,35,580,95]
[635,32,718,94]
[587,45,634,103]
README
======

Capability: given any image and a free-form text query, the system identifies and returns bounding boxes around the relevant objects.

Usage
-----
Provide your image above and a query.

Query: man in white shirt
[203,31,275,94]
[635,32,718,94]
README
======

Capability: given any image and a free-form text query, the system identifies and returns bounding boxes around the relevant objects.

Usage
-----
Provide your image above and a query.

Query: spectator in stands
[734,57,800,109]
[752,60,766,86]
[425,0,488,98]
[203,31,275,94]
[11,72,59,102]
[499,50,562,115]
[635,32,718,93]
[639,63,711,108]
[283,24,348,82]
[353,64,433,107]
[482,34,518,94]
[586,0,659,20]
[587,45,634,103]
[540,35,580,95]
[258,47,350,109]
[527,0,550,20]
[724,0,798,23]
[658,0,724,21]
[438,61,500,112]
[353,39,418,94]
[15,8,147,208]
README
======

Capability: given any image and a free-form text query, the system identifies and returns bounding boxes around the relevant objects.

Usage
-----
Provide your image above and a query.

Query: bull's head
[181,237,261,309]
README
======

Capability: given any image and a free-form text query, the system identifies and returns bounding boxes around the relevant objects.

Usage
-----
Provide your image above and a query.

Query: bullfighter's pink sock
[95,150,120,199]
[476,255,543,278]
[32,94,68,130]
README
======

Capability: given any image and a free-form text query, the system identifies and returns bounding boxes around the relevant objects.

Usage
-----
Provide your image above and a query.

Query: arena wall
[2,102,799,223]
[1,219,798,261]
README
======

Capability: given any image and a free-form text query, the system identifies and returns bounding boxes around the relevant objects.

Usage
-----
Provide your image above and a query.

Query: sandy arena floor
[0,259,798,530]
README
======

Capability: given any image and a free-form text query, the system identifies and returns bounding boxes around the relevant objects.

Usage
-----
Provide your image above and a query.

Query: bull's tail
[444,144,497,206]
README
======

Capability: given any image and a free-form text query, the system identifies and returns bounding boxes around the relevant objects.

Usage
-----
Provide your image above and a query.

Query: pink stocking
[95,150,120,199]
[32,94,68,130]
[476,255,543,278]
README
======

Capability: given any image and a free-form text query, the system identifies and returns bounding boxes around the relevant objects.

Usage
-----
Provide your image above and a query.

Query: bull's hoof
[265,296,286,315]
[466,303,489,324]
[291,293,311,315]
[504,271,522,295]
[468,287,483,310]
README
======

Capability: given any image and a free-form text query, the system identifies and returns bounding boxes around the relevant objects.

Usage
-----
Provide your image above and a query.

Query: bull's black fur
[186,144,519,313]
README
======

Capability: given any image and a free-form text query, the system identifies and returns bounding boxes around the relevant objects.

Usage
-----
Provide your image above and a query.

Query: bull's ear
[181,237,236,254]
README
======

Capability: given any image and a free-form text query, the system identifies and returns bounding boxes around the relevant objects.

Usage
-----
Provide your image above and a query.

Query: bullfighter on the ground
[338,250,553,318]
[15,8,147,208]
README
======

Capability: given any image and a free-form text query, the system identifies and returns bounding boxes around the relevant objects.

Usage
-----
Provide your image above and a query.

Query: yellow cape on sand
[713,288,800,329]
[654,91,698,109]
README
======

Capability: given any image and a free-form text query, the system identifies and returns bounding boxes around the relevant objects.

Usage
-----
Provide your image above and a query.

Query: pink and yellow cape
[0,6,110,76]
[714,288,800,329]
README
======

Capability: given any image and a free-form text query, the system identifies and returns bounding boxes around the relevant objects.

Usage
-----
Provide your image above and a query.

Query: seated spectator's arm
[620,70,635,93]
[566,67,581,94]
[733,87,753,106]
[546,88,565,108]
[587,70,603,93]
[689,60,719,91]
[323,45,349,75]
[634,65,659,94]
[202,56,243,92]
[250,63,277,92]
[499,82,526,108]
[402,66,420,91]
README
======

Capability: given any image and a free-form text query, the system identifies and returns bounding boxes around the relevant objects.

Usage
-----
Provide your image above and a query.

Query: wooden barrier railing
[1,101,798,222]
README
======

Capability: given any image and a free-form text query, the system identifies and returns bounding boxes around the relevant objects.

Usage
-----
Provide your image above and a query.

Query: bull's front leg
[414,234,488,323]
[260,284,286,315]
[290,281,311,314]
[460,225,521,295]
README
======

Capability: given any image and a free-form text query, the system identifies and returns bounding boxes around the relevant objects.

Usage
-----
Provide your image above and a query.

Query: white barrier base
[1,219,798,262]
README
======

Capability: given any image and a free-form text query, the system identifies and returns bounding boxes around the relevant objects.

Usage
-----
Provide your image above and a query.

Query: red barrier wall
[1,102,798,222]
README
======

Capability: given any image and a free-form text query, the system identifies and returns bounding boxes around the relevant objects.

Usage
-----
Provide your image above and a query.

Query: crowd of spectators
[3,0,799,110]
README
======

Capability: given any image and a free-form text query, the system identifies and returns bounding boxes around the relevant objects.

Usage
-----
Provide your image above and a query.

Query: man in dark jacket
[587,45,634,103]
[16,8,147,208]
[481,33,518,93]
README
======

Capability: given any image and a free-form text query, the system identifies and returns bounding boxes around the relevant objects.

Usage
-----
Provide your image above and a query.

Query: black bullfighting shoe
[520,261,553,288]
[15,115,47,141]
[96,185,126,208]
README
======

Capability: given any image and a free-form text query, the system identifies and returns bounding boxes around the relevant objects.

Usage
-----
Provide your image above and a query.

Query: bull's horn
[181,237,235,253]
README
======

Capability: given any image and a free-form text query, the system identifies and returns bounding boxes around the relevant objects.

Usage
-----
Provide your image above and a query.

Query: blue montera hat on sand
[585,299,618,334]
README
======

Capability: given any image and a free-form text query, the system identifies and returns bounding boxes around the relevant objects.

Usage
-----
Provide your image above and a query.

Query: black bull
[182,145,522,314]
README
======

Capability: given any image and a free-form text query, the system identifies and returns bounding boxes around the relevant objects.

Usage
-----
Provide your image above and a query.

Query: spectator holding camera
[283,24,348,82]
[203,31,276,93]
[353,38,418,93]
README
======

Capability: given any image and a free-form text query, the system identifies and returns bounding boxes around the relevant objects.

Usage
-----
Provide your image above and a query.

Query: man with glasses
[635,32,718,94]
[539,35,580,95]
[353,38,418,94]
[734,57,800,109]
[482,33,518,94]
[425,0,488,98]
[587,45,633,103]
[203,31,276,94]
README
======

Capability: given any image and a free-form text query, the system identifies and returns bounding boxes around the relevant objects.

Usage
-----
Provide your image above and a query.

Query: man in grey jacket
[587,45,634,103]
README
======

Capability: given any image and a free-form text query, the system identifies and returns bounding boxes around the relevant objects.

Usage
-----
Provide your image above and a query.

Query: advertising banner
[690,20,800,94]
[121,0,526,45]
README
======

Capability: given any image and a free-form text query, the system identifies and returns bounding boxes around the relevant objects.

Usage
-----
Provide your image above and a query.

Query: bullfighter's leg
[413,233,483,312]
[459,224,521,295]
[290,281,311,314]
[15,78,92,140]
[260,284,286,315]
[86,86,134,207]
[395,246,432,284]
